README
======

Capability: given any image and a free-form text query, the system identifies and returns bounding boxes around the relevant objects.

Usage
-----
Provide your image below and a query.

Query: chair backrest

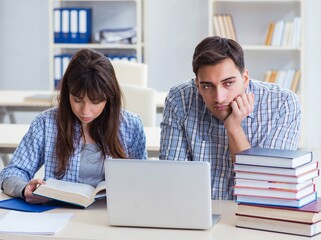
[112,61,148,87]
[121,84,157,127]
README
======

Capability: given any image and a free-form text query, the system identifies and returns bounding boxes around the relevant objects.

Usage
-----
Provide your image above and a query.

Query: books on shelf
[33,178,106,208]
[264,17,301,47]
[236,198,321,224]
[263,69,301,92]
[212,14,237,41]
[54,7,92,44]
[235,148,313,168]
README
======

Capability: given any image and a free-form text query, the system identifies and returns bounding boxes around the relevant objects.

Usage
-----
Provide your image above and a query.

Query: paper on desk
[0,211,73,234]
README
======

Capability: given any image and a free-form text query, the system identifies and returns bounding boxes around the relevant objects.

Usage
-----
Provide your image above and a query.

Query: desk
[0,193,312,240]
[0,124,160,157]
[0,90,167,123]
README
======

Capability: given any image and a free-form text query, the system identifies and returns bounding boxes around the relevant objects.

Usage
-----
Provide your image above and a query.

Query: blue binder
[61,8,70,43]
[53,7,92,44]
[53,8,63,43]
[54,54,73,89]
[0,198,58,213]
[69,8,78,43]
[78,8,92,43]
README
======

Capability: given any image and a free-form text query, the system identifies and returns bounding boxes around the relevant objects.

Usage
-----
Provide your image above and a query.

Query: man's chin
[210,112,229,121]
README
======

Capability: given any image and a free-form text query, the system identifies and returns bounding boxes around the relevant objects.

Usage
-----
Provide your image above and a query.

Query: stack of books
[234,147,320,236]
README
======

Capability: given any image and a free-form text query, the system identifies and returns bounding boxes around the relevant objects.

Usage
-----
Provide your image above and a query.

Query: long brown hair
[55,49,126,178]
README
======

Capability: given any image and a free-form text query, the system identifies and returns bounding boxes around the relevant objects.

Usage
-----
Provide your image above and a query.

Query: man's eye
[224,81,234,87]
[202,85,213,90]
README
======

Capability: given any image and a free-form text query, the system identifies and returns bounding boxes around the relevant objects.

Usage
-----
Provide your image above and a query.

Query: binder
[0,198,58,213]
[78,8,92,43]
[54,54,72,89]
[69,9,78,43]
[62,55,72,76]
[53,7,92,44]
[61,8,70,43]
[54,55,62,89]
[53,8,62,43]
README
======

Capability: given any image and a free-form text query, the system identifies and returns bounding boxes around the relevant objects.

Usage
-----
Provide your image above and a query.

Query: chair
[121,84,157,127]
[112,61,148,87]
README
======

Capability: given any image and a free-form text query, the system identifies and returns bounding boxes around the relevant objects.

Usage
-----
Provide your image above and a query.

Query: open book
[33,178,106,208]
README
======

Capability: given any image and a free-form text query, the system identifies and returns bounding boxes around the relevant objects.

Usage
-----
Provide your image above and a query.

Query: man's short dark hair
[192,36,245,76]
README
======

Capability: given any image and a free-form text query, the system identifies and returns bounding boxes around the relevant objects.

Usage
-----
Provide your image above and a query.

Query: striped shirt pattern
[160,79,301,200]
[0,108,147,185]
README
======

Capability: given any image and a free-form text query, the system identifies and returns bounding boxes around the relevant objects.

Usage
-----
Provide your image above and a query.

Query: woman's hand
[23,179,50,204]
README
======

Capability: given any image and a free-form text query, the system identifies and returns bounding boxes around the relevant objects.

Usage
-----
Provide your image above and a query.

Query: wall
[0,0,321,149]
[0,0,49,90]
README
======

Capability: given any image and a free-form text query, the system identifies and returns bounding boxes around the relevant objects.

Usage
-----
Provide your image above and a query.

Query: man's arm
[224,93,254,162]
[260,92,301,150]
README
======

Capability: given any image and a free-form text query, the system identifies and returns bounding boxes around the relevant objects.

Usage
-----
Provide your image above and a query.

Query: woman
[0,49,147,203]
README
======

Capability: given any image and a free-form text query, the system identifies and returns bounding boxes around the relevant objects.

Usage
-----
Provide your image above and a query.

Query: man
[159,36,301,200]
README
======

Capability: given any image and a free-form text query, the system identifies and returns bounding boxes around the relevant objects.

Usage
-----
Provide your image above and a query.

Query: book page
[94,180,106,199]
[35,179,95,200]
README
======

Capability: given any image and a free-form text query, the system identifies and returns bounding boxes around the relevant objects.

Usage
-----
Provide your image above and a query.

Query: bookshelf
[208,0,304,94]
[48,0,143,90]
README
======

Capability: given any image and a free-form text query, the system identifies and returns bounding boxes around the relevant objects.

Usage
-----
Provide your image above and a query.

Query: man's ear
[243,69,250,88]
[195,77,200,91]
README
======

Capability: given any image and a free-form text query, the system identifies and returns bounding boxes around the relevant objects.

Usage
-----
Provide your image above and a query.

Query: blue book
[236,192,317,208]
[235,147,313,168]
[0,198,58,213]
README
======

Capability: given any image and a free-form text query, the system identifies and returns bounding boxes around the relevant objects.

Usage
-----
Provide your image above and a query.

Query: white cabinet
[48,0,143,90]
[208,0,304,94]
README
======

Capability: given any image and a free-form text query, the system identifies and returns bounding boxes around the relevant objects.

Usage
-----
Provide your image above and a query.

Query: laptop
[105,159,220,230]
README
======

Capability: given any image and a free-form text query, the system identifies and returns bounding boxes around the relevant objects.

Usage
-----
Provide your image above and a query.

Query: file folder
[53,8,62,43]
[78,8,92,43]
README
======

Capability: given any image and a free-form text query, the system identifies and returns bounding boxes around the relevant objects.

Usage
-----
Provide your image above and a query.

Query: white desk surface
[0,124,160,156]
[0,192,311,240]
[0,90,166,108]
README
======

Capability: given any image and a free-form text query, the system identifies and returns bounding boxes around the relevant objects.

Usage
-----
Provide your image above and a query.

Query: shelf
[48,0,143,90]
[212,0,301,2]
[242,45,301,51]
[53,43,142,50]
